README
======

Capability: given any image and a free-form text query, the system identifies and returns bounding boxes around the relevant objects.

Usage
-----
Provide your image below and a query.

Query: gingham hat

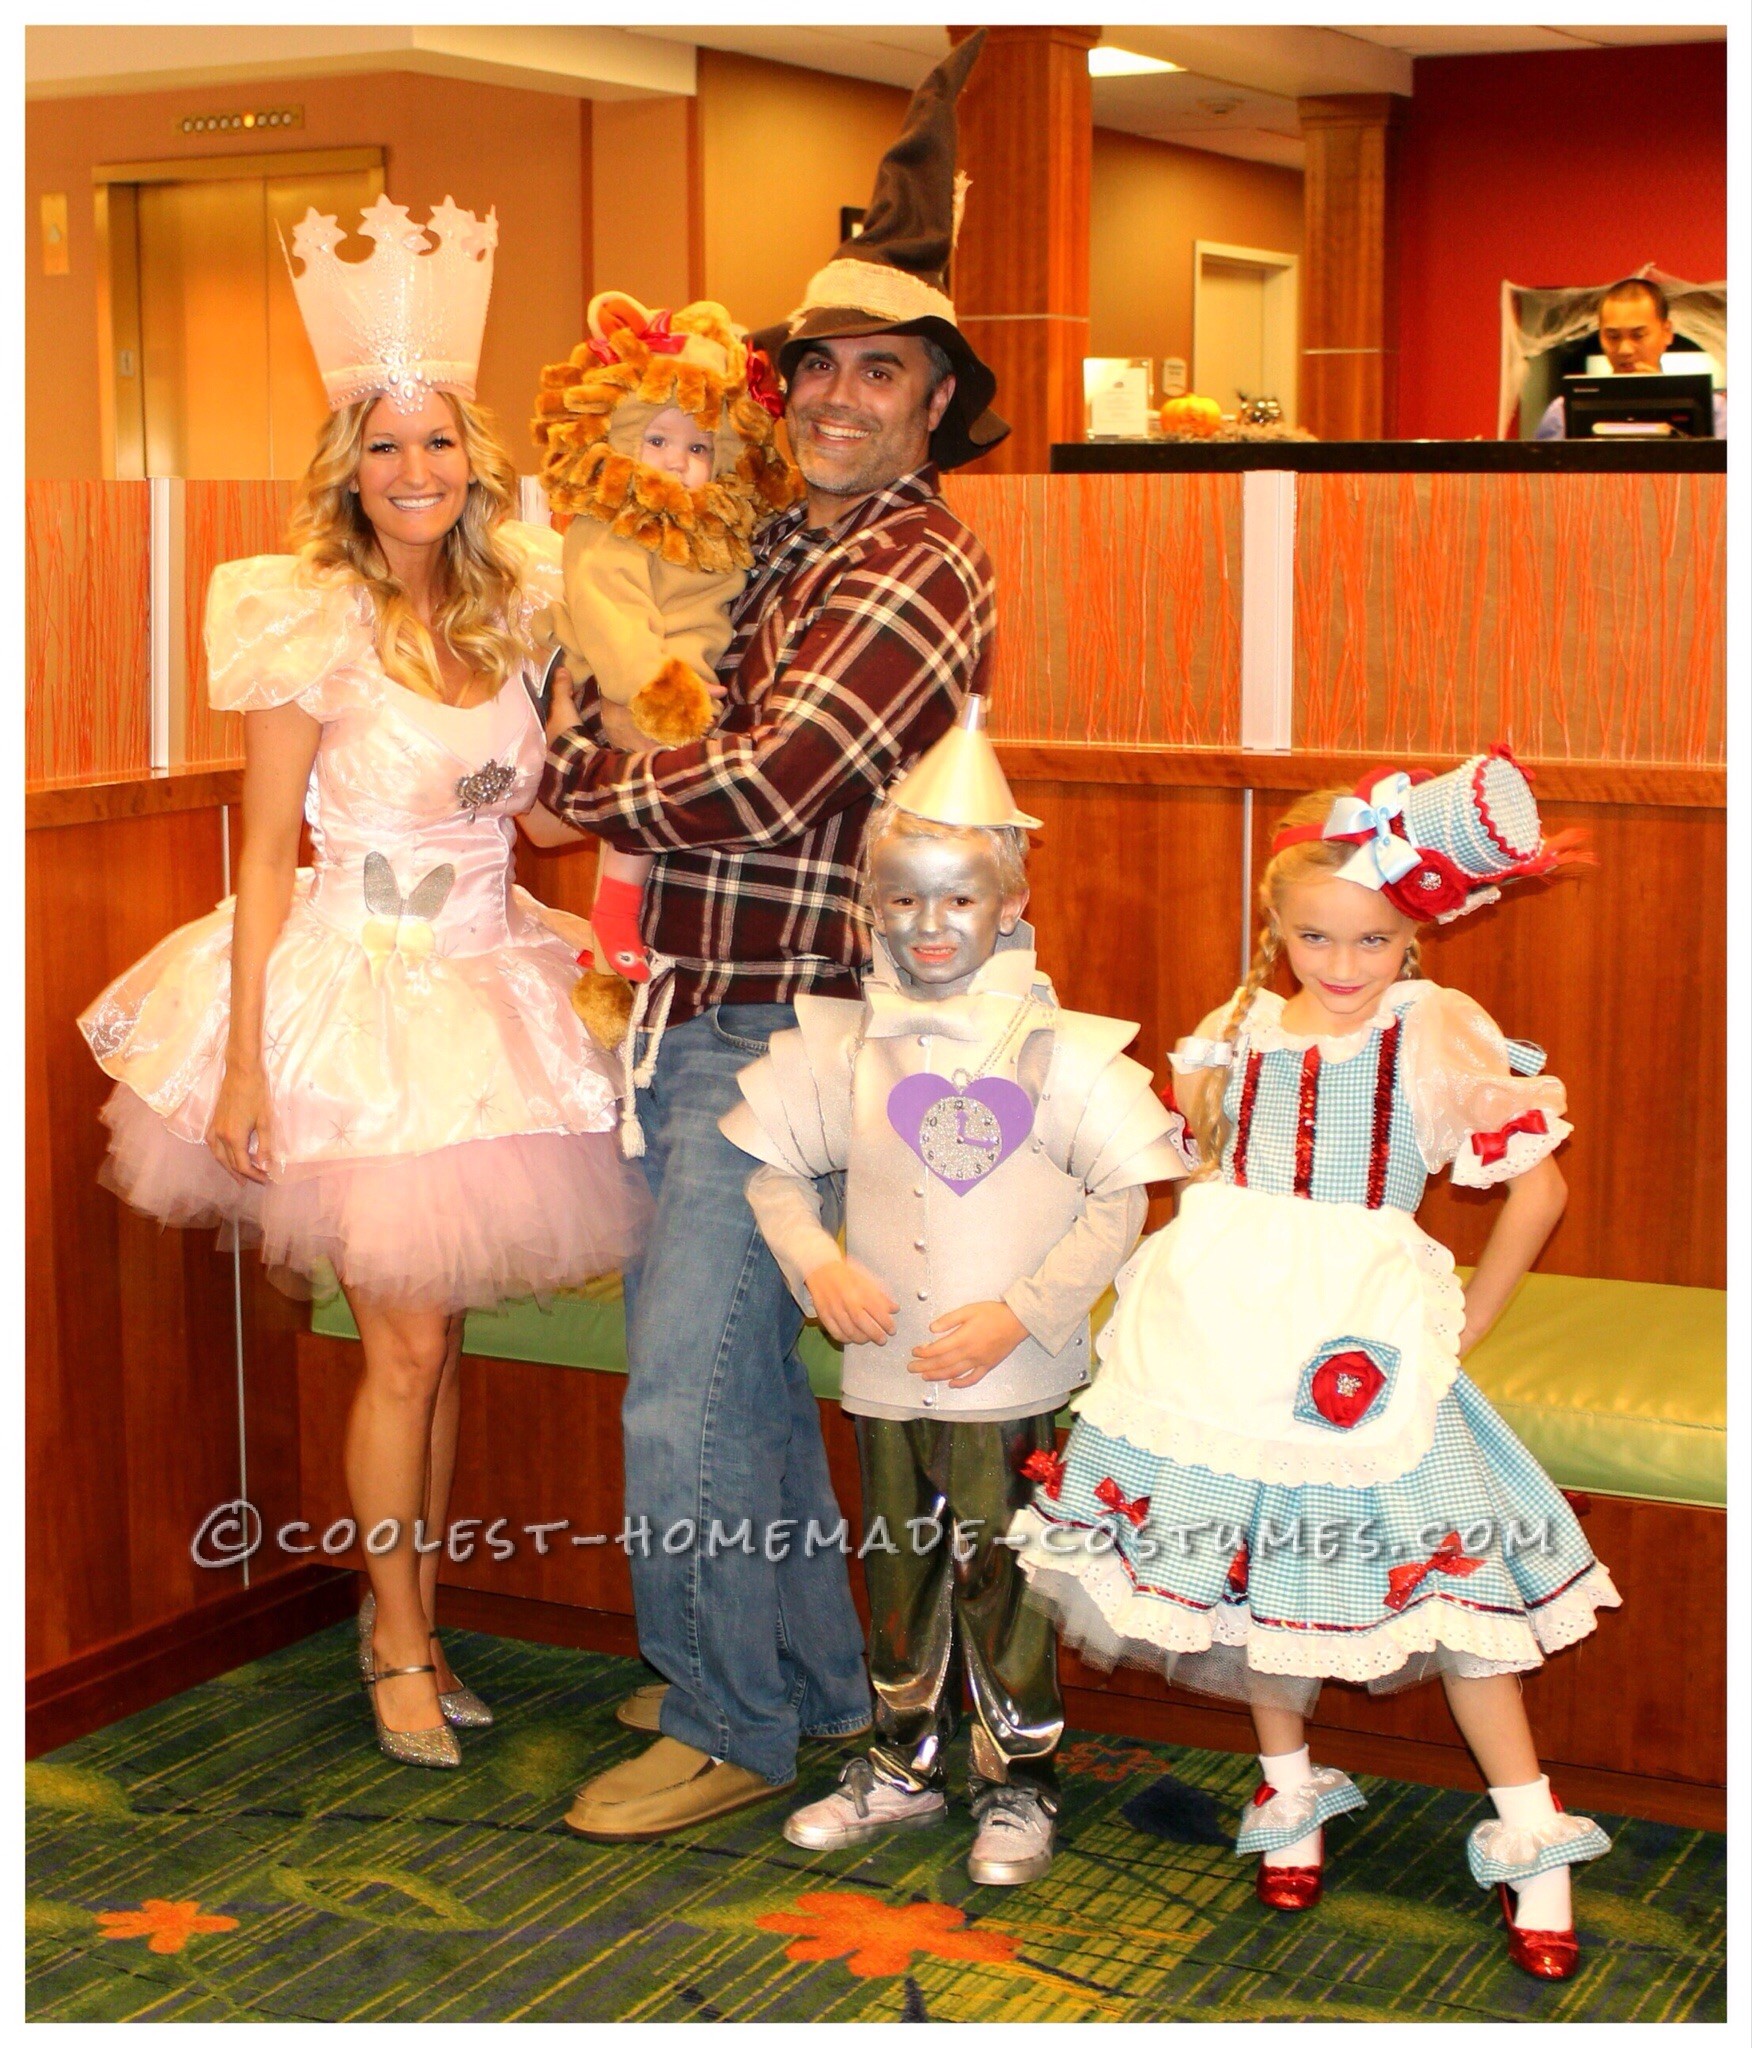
[1275,747,1584,922]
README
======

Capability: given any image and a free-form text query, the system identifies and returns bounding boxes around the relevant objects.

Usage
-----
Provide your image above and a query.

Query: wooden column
[1298,93,1398,441]
[949,24,1100,473]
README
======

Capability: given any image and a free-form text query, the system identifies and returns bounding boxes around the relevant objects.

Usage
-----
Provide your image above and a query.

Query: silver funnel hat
[887,692,1042,831]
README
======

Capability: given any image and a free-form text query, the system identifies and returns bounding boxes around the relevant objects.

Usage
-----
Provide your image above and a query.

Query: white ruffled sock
[1489,1776,1572,1932]
[1260,1745,1322,1868]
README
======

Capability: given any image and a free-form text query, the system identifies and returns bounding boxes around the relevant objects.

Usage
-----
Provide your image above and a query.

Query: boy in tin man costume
[720,696,1191,1883]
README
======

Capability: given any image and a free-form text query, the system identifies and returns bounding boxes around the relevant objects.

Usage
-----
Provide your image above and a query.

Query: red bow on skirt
[1094,1476,1151,1528]
[1383,1531,1483,1611]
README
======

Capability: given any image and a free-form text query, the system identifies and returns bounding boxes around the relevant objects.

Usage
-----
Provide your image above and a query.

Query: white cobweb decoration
[1497,263,1727,439]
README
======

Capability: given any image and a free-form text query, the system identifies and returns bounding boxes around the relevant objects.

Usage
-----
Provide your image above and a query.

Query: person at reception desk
[1534,277,1725,439]
[540,38,1008,1843]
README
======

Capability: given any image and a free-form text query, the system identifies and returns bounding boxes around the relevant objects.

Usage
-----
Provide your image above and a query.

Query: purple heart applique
[887,1074,1035,1194]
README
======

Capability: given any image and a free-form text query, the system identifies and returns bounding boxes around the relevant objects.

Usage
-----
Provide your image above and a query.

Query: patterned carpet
[26,1628,1724,2023]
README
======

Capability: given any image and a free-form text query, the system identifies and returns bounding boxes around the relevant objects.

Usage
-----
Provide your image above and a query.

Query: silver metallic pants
[854,1409,1064,1805]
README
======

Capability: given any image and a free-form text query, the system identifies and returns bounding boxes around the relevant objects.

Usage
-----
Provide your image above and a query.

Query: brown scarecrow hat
[762,30,1008,470]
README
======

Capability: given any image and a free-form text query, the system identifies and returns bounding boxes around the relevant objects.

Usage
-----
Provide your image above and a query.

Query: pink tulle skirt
[101,1082,650,1314]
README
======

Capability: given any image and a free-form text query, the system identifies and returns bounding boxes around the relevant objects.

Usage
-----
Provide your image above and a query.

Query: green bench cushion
[309,1270,1725,1510]
[310,1280,847,1400]
[1460,1272,1724,1509]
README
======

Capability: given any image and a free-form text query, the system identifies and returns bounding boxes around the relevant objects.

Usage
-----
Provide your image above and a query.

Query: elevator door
[136,165,381,478]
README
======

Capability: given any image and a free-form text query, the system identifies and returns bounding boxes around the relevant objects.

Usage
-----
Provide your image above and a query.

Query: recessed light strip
[1089,48,1183,78]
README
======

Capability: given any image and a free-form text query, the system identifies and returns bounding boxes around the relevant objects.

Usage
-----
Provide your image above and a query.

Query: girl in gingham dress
[1011,751,1619,1981]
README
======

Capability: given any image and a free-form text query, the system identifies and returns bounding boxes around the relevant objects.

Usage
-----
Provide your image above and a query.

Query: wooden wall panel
[25,480,152,784]
[944,474,1245,748]
[182,479,301,768]
[1013,778,1246,1076]
[1247,783,1725,1287]
[1294,473,1726,764]
[26,806,246,1673]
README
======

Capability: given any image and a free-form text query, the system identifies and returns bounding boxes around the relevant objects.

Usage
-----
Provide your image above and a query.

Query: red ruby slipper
[1248,1783,1324,1911]
[1256,1860,1323,1912]
[1498,1883,1580,1982]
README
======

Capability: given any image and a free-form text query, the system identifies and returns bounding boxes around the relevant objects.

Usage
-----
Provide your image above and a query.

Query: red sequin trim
[1232,1050,1263,1187]
[1367,1017,1401,1209]
[1292,1047,1321,1197]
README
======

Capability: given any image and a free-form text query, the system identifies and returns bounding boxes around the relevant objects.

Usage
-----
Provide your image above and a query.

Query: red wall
[1393,42,1727,440]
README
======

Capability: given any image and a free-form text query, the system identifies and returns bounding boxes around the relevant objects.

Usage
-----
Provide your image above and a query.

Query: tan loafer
[565,1735,792,1842]
[614,1682,669,1734]
[614,1682,872,1745]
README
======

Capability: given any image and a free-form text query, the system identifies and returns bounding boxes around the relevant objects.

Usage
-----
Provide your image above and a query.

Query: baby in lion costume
[532,292,800,1046]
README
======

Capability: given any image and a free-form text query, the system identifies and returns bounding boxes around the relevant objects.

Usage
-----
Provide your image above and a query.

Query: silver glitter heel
[431,1632,494,1729]
[362,1655,462,1769]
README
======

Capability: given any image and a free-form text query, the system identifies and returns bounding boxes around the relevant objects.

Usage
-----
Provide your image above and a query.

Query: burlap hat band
[789,258,959,335]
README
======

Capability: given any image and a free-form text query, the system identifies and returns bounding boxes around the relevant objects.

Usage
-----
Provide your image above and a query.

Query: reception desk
[26,447,1725,1820]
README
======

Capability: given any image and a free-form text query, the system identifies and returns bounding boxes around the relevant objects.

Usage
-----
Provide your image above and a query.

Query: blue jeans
[620,1003,870,1783]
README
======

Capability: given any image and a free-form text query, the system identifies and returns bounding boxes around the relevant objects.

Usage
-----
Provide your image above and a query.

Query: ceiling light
[1088,47,1182,78]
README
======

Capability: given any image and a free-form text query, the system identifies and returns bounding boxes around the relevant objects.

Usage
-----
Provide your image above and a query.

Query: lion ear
[671,300,745,383]
[672,300,736,348]
[588,291,656,342]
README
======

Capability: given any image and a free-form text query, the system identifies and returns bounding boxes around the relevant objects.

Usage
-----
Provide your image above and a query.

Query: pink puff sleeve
[203,555,374,720]
[1401,984,1572,1188]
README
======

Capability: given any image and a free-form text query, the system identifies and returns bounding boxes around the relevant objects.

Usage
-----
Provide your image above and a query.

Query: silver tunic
[720,926,1191,1421]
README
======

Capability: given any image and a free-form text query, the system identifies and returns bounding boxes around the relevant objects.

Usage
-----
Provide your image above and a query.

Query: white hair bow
[1321,772,1423,891]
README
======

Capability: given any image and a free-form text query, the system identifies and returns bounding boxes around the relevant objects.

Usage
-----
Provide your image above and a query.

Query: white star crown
[284,195,497,413]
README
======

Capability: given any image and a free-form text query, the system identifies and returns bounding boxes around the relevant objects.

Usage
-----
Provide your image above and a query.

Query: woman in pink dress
[79,197,646,1767]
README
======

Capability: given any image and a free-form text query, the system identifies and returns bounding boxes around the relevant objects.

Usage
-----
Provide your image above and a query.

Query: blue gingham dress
[1012,979,1620,1708]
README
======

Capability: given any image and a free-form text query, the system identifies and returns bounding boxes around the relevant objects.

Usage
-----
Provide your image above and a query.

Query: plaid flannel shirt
[539,466,995,1017]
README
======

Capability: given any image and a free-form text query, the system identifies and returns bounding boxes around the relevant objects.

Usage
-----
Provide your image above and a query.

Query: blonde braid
[1187,923,1280,1177]
[1400,934,1424,979]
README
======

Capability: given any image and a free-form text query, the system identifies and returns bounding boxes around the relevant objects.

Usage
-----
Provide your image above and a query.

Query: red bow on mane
[1019,1448,1066,1500]
[745,349,786,419]
[1470,1109,1548,1167]
[588,308,688,366]
[1093,1476,1151,1528]
[1383,1531,1483,1612]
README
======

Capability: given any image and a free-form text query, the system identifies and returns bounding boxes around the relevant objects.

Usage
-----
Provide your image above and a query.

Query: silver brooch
[455,758,516,820]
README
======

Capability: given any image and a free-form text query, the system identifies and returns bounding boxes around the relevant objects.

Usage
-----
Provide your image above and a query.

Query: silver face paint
[869,831,1017,997]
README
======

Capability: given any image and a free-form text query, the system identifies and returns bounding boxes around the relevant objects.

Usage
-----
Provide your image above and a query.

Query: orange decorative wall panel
[25,481,152,785]
[181,480,301,768]
[944,473,1242,748]
[1294,472,1725,763]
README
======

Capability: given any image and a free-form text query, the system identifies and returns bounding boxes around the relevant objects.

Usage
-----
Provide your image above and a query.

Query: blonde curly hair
[287,392,533,701]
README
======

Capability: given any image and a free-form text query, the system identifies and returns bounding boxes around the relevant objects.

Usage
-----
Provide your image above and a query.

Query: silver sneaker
[967,1783,1055,1886]
[783,1754,947,1850]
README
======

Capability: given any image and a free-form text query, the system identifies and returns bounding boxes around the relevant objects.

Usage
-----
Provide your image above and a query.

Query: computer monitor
[1562,371,1716,439]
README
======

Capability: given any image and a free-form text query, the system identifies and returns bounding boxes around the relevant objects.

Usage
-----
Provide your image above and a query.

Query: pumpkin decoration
[1160,393,1224,437]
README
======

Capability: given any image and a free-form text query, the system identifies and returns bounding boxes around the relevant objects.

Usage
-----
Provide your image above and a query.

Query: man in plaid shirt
[548,35,1012,1843]
[540,463,994,1016]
